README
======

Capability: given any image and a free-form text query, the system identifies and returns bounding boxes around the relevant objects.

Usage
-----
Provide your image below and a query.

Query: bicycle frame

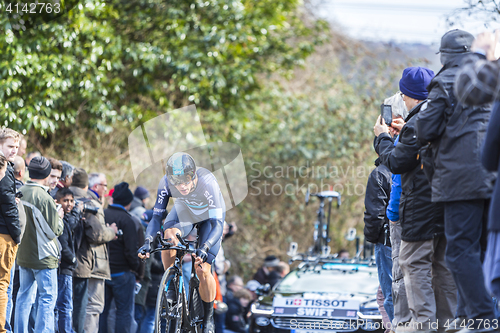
[151,230,204,333]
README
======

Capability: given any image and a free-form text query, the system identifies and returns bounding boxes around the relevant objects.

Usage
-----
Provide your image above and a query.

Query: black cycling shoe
[202,301,215,333]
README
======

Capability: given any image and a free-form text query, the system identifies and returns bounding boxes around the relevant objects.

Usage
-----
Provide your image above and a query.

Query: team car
[249,255,383,333]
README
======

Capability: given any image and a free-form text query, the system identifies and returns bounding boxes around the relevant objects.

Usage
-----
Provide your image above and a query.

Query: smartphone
[380,104,392,126]
[56,204,62,211]
[134,282,142,295]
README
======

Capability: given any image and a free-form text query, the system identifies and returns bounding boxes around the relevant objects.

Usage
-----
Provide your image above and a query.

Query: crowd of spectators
[364,29,500,333]
[0,136,269,333]
[0,132,167,333]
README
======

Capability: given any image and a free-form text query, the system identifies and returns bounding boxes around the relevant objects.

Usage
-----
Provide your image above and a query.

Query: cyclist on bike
[138,152,225,333]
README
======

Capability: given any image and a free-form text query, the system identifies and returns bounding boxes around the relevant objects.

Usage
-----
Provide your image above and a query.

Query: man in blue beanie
[373,66,457,333]
[416,29,498,332]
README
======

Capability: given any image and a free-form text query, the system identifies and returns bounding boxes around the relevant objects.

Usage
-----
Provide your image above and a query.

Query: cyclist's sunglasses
[169,174,195,186]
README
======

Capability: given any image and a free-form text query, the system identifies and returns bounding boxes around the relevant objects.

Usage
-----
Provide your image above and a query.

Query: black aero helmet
[166,152,197,186]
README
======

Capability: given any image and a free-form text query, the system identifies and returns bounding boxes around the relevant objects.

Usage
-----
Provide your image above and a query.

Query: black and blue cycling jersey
[145,167,225,262]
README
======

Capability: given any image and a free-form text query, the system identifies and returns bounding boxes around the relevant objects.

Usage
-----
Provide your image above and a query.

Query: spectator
[225,288,252,333]
[15,156,64,333]
[88,172,108,202]
[100,182,141,333]
[416,29,498,329]
[105,189,114,207]
[47,158,63,193]
[6,155,26,333]
[50,161,74,198]
[226,276,245,299]
[253,255,280,286]
[141,250,164,333]
[244,280,262,302]
[0,155,9,182]
[0,128,21,333]
[85,171,116,333]
[453,31,500,305]
[130,186,150,220]
[363,130,393,322]
[24,151,40,168]
[276,262,289,277]
[12,156,25,189]
[16,138,26,158]
[383,92,412,328]
[374,66,457,332]
[134,210,155,333]
[55,188,81,333]
[69,168,117,333]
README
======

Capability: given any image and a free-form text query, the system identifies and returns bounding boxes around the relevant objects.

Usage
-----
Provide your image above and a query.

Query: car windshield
[275,263,379,295]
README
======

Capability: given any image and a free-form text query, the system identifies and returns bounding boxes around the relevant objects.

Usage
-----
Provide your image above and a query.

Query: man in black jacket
[363,154,393,323]
[454,30,500,309]
[416,30,498,330]
[374,67,457,333]
[100,182,141,333]
[0,128,21,333]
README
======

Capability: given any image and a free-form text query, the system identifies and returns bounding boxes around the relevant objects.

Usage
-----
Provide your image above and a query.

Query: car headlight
[250,302,273,316]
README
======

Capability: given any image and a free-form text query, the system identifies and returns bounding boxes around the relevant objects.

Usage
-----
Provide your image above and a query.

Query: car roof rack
[288,253,376,270]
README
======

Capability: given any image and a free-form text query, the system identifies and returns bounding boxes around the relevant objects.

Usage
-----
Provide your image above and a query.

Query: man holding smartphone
[373,67,458,333]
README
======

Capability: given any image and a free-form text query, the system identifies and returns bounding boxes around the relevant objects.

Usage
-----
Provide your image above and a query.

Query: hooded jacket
[18,181,64,269]
[416,52,496,202]
[0,162,21,243]
[375,102,444,242]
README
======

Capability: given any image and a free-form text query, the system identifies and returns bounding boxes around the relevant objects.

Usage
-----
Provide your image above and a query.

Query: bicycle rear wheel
[155,268,184,333]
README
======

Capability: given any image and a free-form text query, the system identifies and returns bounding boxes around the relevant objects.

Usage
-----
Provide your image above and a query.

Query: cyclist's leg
[195,221,223,302]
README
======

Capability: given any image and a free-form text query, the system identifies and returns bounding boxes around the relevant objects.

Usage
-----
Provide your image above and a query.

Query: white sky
[314,0,495,45]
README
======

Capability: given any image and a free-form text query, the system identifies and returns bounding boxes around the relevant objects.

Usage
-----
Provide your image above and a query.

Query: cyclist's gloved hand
[138,238,152,257]
[195,244,210,263]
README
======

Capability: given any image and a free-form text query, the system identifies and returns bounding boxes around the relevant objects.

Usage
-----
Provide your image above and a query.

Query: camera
[74,199,99,215]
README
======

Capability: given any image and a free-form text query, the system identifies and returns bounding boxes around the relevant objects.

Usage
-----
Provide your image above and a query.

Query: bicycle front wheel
[155,267,184,333]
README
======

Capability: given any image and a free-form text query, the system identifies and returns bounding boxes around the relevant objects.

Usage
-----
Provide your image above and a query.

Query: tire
[154,268,184,333]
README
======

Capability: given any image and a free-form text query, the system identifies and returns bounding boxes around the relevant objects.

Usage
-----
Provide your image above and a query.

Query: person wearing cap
[100,182,141,333]
[453,30,500,320]
[15,156,64,333]
[416,29,498,331]
[374,66,457,333]
[129,186,150,220]
[69,168,117,333]
[252,255,280,286]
